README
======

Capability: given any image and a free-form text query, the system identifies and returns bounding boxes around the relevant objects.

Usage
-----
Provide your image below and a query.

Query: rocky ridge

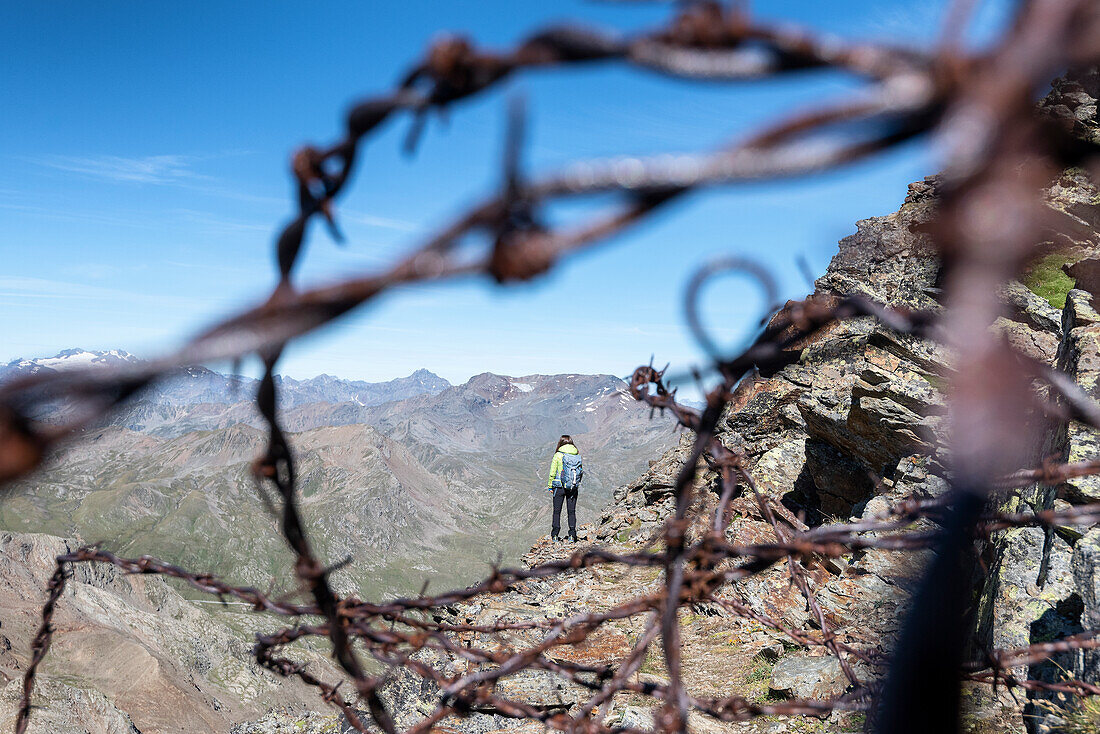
[0,354,452,413]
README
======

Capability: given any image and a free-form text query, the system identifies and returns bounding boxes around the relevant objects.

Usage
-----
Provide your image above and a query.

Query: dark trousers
[551,486,578,537]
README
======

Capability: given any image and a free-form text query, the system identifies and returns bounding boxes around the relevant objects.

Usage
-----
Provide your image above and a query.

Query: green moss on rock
[1023,252,1077,309]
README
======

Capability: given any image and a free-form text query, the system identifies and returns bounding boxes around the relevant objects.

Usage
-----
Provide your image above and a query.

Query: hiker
[546,434,583,542]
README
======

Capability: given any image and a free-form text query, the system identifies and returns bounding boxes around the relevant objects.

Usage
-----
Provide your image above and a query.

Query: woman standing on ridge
[546,434,583,542]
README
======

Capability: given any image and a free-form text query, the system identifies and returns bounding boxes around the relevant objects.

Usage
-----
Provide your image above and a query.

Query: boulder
[605,706,654,730]
[992,317,1060,364]
[750,439,807,500]
[768,655,848,699]
[847,366,941,468]
[999,280,1064,335]
[492,669,584,710]
[799,364,941,478]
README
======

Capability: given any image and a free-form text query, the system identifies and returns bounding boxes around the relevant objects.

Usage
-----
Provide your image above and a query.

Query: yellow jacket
[547,444,579,488]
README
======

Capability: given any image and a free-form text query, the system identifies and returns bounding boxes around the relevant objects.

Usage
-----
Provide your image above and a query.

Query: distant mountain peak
[404,368,448,383]
[6,348,141,372]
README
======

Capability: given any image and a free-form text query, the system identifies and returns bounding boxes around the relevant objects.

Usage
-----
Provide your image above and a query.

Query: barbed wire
[5,1,1100,733]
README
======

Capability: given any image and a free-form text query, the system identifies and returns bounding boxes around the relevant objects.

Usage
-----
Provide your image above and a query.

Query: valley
[0,357,677,600]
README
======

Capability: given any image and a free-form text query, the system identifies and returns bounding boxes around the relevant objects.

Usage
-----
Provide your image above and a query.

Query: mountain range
[3,350,452,410]
[1,351,678,599]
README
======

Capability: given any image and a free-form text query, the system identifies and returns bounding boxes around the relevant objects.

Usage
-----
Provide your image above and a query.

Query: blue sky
[0,1,1015,389]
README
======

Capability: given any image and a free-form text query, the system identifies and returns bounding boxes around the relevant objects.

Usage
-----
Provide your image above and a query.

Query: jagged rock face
[1038,69,1100,147]
[814,177,941,310]
[969,284,1100,731]
[1057,291,1100,503]
[1073,529,1100,681]
[0,532,336,734]
[1001,281,1064,335]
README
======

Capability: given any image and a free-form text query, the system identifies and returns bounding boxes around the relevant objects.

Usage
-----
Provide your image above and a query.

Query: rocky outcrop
[814,176,941,310]
[1039,69,1100,148]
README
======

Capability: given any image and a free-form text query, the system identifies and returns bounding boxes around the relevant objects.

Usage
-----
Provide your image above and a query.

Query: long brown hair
[555,435,575,451]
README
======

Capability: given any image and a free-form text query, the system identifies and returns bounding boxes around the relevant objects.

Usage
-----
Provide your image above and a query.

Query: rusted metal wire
[13,564,66,734]
[4,1,1100,733]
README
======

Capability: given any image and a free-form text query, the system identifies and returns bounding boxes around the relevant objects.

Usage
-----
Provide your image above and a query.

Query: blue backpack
[560,453,583,490]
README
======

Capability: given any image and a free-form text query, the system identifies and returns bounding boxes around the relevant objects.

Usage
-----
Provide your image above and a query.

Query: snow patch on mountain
[7,348,141,372]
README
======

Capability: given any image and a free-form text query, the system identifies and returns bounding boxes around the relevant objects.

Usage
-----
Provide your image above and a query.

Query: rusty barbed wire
[5,1,1100,733]
[13,564,66,734]
[0,2,954,481]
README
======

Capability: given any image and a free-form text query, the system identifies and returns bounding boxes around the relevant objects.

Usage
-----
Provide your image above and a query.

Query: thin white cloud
[61,262,146,281]
[340,209,422,232]
[170,208,272,234]
[0,275,129,300]
[0,200,163,229]
[23,155,422,234]
[34,154,209,184]
[160,259,258,276]
[860,3,947,44]
[0,275,204,309]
